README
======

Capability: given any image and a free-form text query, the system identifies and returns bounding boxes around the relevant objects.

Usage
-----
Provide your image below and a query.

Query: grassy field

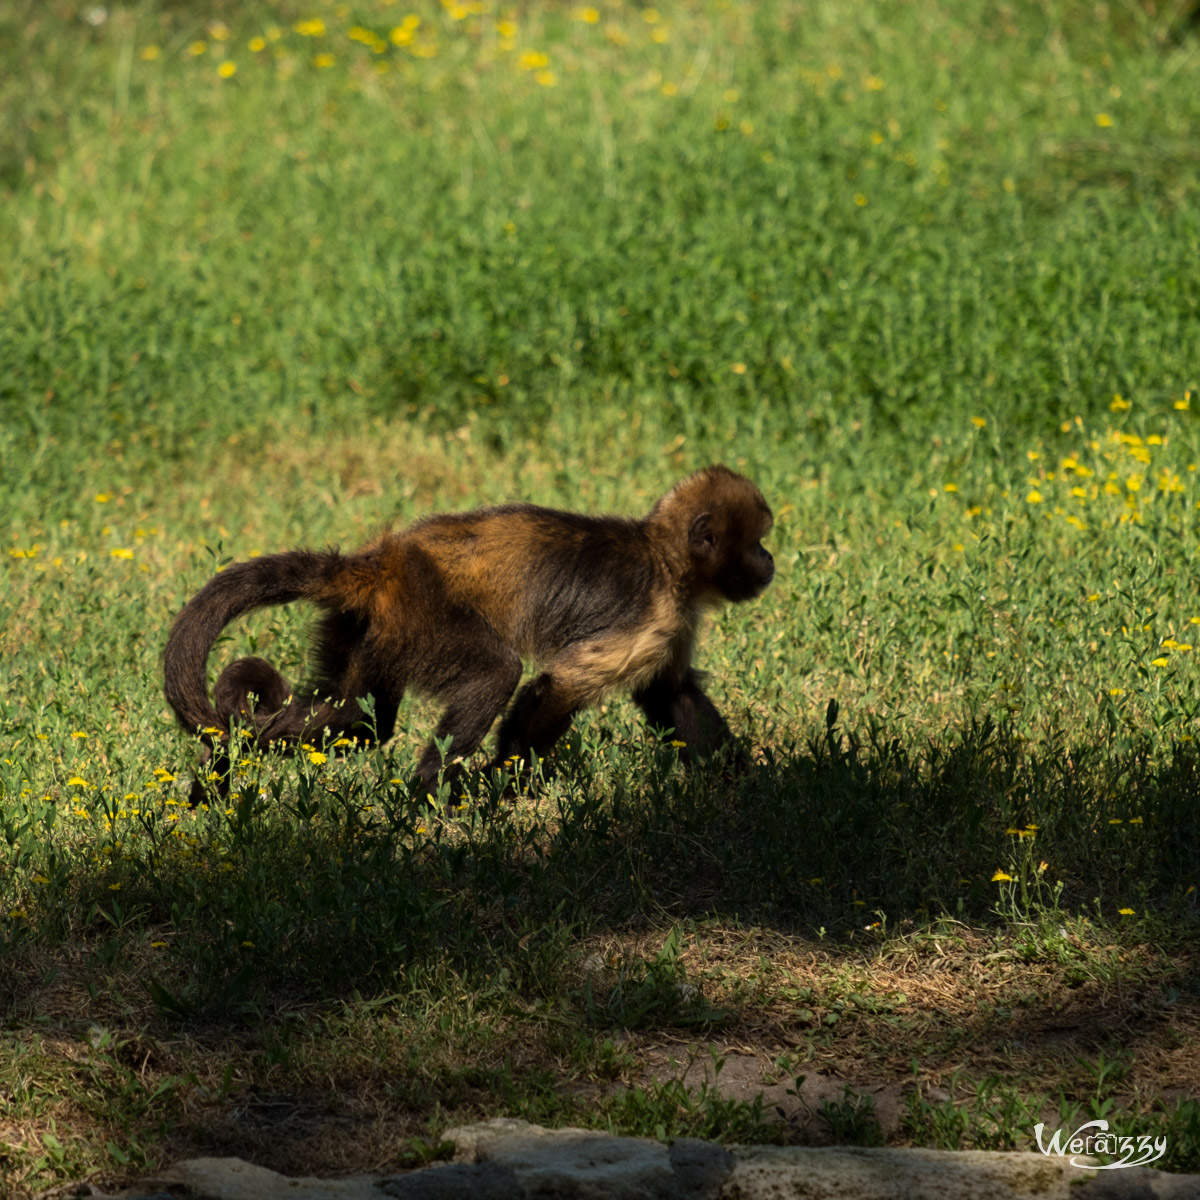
[3,0,1200,1192]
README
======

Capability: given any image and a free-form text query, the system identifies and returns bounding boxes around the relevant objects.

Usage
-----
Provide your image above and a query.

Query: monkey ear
[688,513,717,557]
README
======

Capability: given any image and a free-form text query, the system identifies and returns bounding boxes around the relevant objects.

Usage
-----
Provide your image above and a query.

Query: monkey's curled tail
[163,550,338,739]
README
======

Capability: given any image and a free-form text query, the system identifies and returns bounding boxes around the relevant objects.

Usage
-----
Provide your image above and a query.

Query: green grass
[3,0,1200,1193]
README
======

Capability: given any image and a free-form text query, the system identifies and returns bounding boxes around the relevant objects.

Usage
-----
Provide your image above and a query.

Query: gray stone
[122,1156,381,1199]
[87,1119,1200,1200]
[723,1145,1198,1199]
[435,1117,731,1198]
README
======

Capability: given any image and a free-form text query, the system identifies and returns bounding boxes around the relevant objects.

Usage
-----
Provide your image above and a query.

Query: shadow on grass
[4,711,1200,1186]
[5,707,1199,1009]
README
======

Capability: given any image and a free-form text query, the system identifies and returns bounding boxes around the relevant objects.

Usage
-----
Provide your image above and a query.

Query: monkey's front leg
[632,669,740,764]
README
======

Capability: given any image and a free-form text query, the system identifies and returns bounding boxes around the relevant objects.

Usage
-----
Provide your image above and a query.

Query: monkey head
[655,465,775,604]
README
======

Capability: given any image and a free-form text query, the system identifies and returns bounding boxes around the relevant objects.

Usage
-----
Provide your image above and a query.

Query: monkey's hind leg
[415,647,523,793]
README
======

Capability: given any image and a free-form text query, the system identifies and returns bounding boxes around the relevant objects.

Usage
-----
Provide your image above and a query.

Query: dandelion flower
[991,870,1013,882]
[217,61,237,79]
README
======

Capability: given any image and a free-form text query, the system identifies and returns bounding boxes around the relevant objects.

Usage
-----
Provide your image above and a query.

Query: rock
[724,1144,1199,1198]
[117,1156,381,1199]
[93,1119,1200,1200]
[396,1118,733,1199]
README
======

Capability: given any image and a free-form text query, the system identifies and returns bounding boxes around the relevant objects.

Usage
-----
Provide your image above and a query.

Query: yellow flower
[991,870,1013,882]
[535,69,557,87]
[94,492,112,502]
[313,53,336,68]
[1152,657,1170,667]
[67,776,89,787]
[1026,489,1043,504]
[218,61,237,79]
[187,41,207,57]
[307,751,328,765]
[249,36,267,52]
[1118,907,1134,915]
[1110,393,1130,411]
[140,45,160,61]
[519,50,550,70]
[1095,113,1113,128]
[294,18,326,36]
[576,6,600,22]
[731,362,747,375]
[943,482,958,493]
[971,416,987,428]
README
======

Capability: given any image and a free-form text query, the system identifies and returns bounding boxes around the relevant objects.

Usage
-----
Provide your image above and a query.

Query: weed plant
[2,0,1200,1192]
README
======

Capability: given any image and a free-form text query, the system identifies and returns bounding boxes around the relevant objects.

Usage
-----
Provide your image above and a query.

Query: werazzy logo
[1033,1120,1167,1170]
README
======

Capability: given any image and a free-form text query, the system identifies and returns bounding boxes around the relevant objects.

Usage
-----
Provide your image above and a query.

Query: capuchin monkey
[163,465,774,800]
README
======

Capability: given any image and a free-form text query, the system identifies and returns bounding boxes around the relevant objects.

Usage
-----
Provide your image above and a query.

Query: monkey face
[687,491,775,604]
[709,533,773,602]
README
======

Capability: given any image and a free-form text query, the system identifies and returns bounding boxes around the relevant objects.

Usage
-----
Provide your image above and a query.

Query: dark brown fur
[163,465,774,799]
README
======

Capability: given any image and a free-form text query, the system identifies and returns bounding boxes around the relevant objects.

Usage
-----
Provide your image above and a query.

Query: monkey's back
[375,505,667,662]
